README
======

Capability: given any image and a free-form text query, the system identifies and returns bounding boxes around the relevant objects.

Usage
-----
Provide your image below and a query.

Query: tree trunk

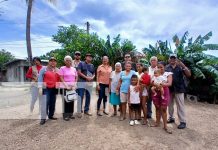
[26,0,33,66]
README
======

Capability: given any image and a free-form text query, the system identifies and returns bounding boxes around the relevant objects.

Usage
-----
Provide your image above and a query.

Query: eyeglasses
[75,54,81,56]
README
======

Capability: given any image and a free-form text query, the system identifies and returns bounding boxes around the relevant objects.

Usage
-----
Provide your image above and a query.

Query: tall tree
[25,0,55,65]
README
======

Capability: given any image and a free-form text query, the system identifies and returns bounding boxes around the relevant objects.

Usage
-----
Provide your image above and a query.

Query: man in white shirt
[147,56,158,118]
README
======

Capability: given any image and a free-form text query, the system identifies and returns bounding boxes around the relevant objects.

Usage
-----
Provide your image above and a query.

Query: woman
[59,55,79,121]
[151,61,173,134]
[136,63,144,78]
[117,61,136,121]
[109,62,122,116]
[96,56,112,116]
[26,57,43,113]
[38,57,60,125]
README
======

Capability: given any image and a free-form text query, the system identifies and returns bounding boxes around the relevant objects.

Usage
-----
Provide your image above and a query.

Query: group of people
[26,51,191,134]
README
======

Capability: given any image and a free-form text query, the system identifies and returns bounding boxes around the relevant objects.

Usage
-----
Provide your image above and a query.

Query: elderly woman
[59,55,79,121]
[96,56,112,116]
[109,62,122,116]
[151,61,173,134]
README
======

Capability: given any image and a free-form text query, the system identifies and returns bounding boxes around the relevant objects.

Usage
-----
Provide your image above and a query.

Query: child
[139,66,150,124]
[128,74,141,126]
[151,69,165,99]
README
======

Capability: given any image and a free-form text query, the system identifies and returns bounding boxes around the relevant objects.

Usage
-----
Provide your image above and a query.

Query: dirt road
[0,87,218,150]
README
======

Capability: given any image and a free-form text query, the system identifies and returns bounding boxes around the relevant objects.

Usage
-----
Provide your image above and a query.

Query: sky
[0,0,218,59]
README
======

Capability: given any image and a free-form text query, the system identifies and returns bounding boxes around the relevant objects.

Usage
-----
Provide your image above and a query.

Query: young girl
[109,62,122,116]
[151,69,165,99]
[128,74,141,126]
[140,66,150,124]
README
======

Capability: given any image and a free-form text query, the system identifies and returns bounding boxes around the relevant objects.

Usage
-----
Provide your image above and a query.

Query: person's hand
[86,77,93,81]
[39,88,43,95]
[177,59,185,68]
[134,85,140,92]
[96,85,100,91]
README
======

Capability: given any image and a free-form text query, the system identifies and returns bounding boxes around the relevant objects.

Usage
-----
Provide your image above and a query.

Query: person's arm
[162,74,172,87]
[38,67,46,95]
[77,62,91,81]
[116,78,122,92]
[26,67,33,79]
[177,59,191,77]
[96,66,100,90]
[127,87,130,104]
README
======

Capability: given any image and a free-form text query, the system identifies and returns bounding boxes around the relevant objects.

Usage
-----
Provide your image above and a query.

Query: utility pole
[86,21,90,34]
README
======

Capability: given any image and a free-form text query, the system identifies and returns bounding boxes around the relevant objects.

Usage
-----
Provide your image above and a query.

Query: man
[26,57,43,113]
[38,57,60,125]
[72,51,81,69]
[147,56,158,118]
[77,53,95,116]
[121,53,137,71]
[166,54,191,129]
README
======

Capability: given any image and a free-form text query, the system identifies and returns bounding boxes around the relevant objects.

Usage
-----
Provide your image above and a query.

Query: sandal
[164,128,172,134]
[150,124,160,127]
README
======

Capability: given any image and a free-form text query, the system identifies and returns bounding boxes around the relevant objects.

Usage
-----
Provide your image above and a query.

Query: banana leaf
[203,44,218,50]
[191,67,206,79]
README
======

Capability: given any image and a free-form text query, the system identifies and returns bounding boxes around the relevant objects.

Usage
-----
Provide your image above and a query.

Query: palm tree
[26,0,55,65]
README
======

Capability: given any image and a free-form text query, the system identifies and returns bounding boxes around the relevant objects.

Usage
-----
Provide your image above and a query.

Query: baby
[151,69,165,99]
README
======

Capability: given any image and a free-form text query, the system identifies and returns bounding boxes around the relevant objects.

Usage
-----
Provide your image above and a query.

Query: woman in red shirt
[26,57,43,113]
[38,57,60,125]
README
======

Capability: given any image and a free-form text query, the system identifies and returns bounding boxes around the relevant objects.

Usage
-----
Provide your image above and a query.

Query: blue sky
[0,0,218,58]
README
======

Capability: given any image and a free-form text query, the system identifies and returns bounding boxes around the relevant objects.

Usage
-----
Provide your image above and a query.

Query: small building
[3,58,48,82]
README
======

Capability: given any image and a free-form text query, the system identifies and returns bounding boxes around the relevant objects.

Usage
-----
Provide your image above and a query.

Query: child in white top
[128,74,141,126]
[151,69,165,99]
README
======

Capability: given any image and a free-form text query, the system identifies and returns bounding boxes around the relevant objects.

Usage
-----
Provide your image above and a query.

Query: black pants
[97,83,109,111]
[60,88,74,118]
[44,88,58,118]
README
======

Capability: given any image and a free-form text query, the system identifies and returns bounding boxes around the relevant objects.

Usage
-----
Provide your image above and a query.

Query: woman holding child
[151,61,173,134]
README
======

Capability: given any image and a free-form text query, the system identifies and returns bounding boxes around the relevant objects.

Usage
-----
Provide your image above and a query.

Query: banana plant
[173,31,218,97]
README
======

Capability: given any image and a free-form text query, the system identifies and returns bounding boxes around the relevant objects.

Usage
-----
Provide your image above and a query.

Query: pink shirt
[59,66,77,88]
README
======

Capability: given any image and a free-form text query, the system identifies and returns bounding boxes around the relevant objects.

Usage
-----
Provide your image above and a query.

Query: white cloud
[43,0,77,16]
[0,34,61,58]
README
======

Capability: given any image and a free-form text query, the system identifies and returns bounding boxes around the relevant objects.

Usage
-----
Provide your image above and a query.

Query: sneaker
[167,118,175,124]
[178,122,186,129]
[134,120,141,125]
[40,119,46,125]
[129,120,134,126]
[69,115,75,119]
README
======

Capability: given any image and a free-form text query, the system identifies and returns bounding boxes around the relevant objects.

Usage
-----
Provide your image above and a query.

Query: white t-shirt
[151,72,173,84]
[129,85,140,104]
[151,76,165,85]
[110,71,121,93]
[149,66,158,77]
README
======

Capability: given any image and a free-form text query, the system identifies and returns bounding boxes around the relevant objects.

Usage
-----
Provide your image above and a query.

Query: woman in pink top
[59,55,78,121]
[96,56,112,116]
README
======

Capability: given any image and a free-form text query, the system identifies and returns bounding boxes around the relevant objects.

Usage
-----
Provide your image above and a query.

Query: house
[3,58,48,82]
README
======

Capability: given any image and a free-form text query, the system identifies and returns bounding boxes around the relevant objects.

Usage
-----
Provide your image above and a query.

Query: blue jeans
[76,87,92,113]
[97,84,109,111]
[44,88,57,118]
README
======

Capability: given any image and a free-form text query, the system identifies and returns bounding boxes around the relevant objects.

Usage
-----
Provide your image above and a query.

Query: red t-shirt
[43,70,60,88]
[26,65,43,79]
[141,73,150,86]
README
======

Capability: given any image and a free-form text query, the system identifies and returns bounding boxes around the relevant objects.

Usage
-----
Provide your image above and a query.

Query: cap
[86,53,93,57]
[169,54,177,59]
[75,51,81,55]
[49,57,57,61]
